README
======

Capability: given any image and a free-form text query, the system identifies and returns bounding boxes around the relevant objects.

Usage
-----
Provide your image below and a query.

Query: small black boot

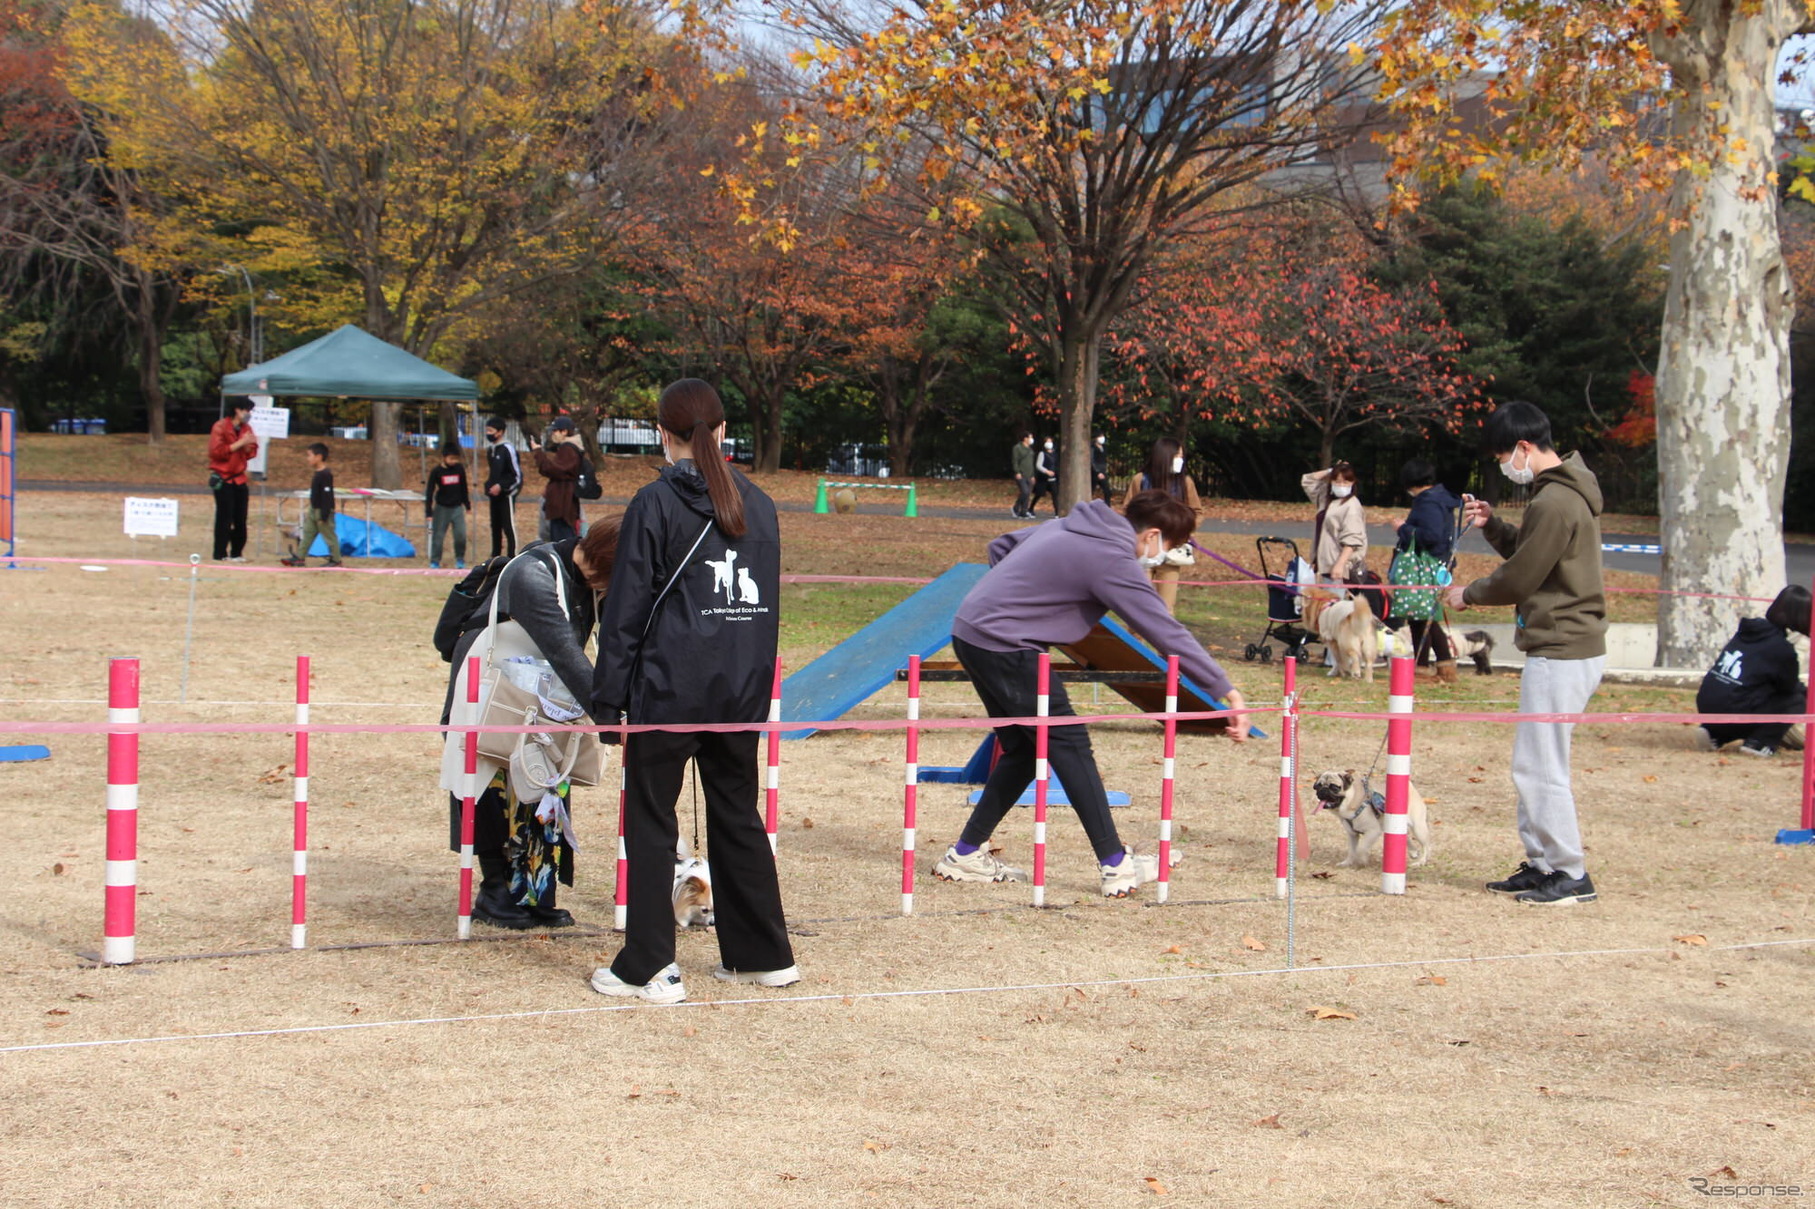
[472,854,537,929]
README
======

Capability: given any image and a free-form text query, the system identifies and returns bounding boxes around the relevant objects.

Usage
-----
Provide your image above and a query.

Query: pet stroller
[1246,536,1318,663]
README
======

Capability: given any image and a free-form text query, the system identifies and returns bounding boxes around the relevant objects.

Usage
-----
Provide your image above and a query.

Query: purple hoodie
[951,500,1234,699]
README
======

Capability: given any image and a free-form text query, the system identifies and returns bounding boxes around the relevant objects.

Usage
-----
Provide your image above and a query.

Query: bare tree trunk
[1318,429,1336,472]
[136,288,167,444]
[1651,5,1799,667]
[1055,324,1102,514]
[365,293,403,489]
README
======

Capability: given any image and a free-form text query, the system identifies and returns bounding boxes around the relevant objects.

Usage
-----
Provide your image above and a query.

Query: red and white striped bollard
[1157,655,1179,904]
[765,656,783,854]
[103,657,139,965]
[456,654,479,938]
[614,734,629,931]
[902,654,921,915]
[1381,655,1415,894]
[1032,652,1051,908]
[1275,655,1297,899]
[292,655,309,949]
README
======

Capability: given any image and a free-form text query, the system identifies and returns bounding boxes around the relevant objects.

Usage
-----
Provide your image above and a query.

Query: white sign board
[246,404,287,477]
[123,497,179,538]
[248,405,290,439]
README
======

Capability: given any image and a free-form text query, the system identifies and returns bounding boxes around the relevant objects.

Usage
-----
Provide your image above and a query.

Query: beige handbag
[472,550,603,788]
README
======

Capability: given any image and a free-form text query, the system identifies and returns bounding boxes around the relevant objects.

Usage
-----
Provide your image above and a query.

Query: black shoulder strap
[641,518,714,642]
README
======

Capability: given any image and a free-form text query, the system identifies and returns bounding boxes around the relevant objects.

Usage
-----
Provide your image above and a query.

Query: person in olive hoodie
[1447,401,1607,907]
[588,378,794,1005]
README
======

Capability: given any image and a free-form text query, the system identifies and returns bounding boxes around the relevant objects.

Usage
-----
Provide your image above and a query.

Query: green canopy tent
[221,322,481,479]
[220,324,482,559]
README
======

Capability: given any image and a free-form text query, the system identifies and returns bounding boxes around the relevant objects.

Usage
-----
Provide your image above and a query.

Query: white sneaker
[1693,725,1721,752]
[713,964,801,987]
[1100,847,1161,898]
[589,962,686,1004]
[933,844,1027,883]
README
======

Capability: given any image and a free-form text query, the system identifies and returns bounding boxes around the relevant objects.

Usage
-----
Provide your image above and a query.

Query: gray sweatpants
[1511,654,1605,880]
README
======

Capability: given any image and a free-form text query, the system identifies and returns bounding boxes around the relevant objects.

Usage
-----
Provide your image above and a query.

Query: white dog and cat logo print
[699,546,767,619]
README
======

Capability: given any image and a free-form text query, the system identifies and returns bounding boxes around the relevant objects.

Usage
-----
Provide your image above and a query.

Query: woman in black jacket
[589,379,795,1004]
[1696,586,1810,757]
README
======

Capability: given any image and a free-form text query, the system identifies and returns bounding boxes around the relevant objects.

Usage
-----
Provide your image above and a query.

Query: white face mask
[1044,441,1053,452]
[1500,448,1535,486]
[1331,484,1352,499]
[1170,456,1184,474]
[1137,531,1166,568]
[1095,437,1105,448]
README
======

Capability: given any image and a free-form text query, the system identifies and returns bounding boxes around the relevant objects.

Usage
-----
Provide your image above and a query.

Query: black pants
[952,636,1122,862]
[1408,619,1453,664]
[212,481,249,559]
[612,729,794,986]
[488,492,517,559]
[1030,475,1058,513]
[1013,476,1033,516]
[1702,688,1803,749]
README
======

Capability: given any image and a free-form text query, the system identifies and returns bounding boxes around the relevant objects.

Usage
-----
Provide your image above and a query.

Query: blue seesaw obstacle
[0,745,50,763]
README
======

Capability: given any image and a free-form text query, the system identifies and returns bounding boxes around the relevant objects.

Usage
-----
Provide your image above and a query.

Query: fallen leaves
[1143,1176,1170,1195]
[1253,1112,1283,1129]
[862,1140,891,1153]
[1674,934,1709,946]
[1308,1006,1356,1021]
[255,764,290,784]
[1414,974,1447,986]
[1241,935,1267,952]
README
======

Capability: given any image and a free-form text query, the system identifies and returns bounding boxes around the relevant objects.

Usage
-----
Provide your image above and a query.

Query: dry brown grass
[1,494,1812,1208]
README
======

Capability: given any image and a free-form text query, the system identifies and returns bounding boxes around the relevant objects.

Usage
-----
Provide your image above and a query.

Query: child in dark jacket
[1696,586,1810,757]
[425,448,472,568]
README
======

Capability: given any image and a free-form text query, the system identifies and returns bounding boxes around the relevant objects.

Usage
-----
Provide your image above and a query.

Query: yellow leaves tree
[64,0,706,486]
[1367,0,1815,665]
[738,0,1386,510]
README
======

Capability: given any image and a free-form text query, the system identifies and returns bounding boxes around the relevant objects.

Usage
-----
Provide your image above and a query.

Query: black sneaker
[1485,861,1547,896]
[1514,870,1597,906]
[1741,742,1776,759]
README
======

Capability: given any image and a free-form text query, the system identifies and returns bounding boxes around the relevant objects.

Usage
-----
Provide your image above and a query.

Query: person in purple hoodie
[933,490,1249,898]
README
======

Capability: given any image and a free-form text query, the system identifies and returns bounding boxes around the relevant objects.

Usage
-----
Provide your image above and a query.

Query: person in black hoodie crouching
[588,379,795,1005]
[1696,586,1810,758]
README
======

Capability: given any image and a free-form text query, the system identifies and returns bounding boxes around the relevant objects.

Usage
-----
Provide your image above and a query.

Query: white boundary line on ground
[4,936,1809,1058]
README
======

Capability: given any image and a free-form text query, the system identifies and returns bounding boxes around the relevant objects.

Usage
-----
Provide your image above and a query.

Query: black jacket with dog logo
[1696,617,1804,716]
[592,461,780,726]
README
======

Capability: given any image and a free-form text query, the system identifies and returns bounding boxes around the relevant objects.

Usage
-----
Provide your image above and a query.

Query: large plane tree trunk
[1650,4,1801,668]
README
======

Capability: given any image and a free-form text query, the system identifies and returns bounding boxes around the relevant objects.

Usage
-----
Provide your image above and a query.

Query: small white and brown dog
[1311,769,1432,868]
[673,838,714,928]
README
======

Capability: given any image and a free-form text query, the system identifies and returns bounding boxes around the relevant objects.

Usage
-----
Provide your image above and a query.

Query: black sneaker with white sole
[1514,870,1597,906]
[1485,861,1547,896]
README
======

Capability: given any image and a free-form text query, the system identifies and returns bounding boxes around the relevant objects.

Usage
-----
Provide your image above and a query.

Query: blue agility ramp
[0,745,49,762]
[781,562,987,740]
[968,784,1133,808]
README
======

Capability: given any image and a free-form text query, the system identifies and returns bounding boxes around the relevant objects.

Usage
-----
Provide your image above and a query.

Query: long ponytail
[658,378,746,538]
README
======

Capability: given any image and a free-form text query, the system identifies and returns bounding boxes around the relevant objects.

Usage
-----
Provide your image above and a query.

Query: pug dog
[1311,769,1431,868]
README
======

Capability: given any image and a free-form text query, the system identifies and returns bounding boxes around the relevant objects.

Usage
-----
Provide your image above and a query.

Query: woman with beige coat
[1301,461,1368,586]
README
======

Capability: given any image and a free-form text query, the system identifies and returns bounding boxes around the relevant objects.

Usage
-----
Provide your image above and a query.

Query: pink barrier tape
[0,707,1262,737]
[1304,710,1812,726]
[9,553,1783,602]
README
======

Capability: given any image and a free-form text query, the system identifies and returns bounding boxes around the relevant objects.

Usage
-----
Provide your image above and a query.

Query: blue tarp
[308,514,416,558]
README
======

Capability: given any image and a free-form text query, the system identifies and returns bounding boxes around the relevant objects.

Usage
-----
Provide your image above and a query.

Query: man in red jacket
[209,399,259,562]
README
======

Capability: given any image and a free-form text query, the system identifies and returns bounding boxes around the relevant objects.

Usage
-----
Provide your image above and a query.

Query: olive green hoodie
[1461,452,1607,659]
